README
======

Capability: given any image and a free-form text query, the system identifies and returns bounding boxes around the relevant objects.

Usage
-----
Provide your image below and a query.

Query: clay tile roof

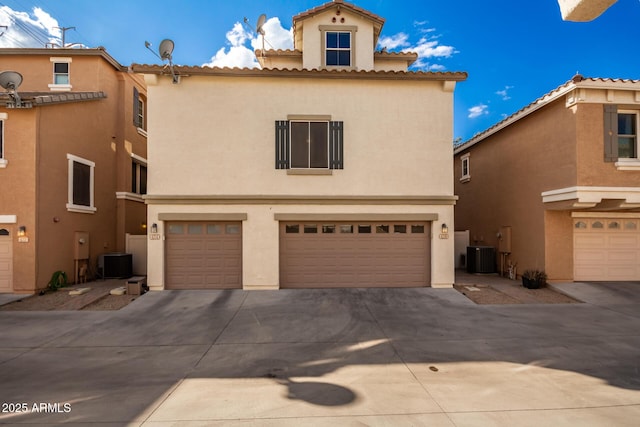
[293,0,385,26]
[131,63,467,81]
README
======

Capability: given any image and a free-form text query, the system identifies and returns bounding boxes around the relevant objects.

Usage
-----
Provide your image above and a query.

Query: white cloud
[496,85,514,100]
[468,104,489,119]
[380,22,457,71]
[250,17,293,51]
[204,17,293,69]
[0,6,62,48]
[378,33,410,50]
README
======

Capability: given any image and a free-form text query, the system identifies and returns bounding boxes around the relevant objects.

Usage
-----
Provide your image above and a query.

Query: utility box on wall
[74,232,90,260]
[498,226,512,253]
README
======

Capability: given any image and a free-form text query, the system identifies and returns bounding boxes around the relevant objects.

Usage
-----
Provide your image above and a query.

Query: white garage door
[574,217,640,281]
[280,221,431,288]
[0,231,12,293]
[165,222,242,289]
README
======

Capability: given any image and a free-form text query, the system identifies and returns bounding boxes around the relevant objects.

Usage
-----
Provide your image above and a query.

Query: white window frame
[0,113,6,168]
[615,110,640,171]
[460,153,471,182]
[49,57,72,92]
[319,26,357,70]
[137,97,145,131]
[66,154,96,213]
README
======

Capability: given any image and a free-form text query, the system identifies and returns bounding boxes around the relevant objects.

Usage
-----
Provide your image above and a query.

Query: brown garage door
[280,221,430,288]
[165,222,242,289]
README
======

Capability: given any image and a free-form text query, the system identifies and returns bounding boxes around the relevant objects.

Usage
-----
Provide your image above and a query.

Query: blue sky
[1,0,639,141]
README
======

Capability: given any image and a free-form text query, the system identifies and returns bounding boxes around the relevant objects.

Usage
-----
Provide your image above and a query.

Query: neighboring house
[454,75,640,282]
[0,48,148,294]
[133,0,466,290]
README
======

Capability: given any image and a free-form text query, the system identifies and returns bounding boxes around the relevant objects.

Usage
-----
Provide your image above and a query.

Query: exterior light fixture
[441,223,448,234]
[141,222,147,230]
[151,223,158,233]
[17,226,26,237]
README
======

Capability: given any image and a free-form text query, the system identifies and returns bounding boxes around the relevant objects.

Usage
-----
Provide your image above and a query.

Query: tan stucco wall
[454,98,578,278]
[147,75,454,197]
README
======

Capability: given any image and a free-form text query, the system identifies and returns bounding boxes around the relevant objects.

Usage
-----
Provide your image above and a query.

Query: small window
[394,225,407,234]
[322,224,336,234]
[624,221,637,230]
[608,221,620,230]
[340,225,353,234]
[304,224,318,234]
[66,154,95,213]
[618,112,638,158]
[574,221,587,229]
[131,160,147,195]
[133,88,147,131]
[208,224,222,234]
[411,225,425,234]
[188,224,203,234]
[460,154,470,181]
[358,225,371,234]
[168,224,184,234]
[226,224,241,234]
[0,229,9,236]
[53,62,69,85]
[285,224,299,234]
[376,225,389,233]
[592,221,604,229]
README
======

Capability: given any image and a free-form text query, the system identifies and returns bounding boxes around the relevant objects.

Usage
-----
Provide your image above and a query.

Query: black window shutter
[604,104,618,162]
[275,120,290,169]
[329,121,344,169]
[133,87,140,127]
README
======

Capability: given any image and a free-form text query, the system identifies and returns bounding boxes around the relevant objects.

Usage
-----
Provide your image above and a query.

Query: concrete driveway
[0,281,639,426]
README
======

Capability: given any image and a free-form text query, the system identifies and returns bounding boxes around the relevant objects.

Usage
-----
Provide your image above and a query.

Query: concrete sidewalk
[0,280,638,426]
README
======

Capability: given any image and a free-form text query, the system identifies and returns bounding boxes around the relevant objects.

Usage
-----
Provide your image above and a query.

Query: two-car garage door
[279,221,431,288]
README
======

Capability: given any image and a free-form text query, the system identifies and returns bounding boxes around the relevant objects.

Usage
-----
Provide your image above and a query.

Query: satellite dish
[158,39,174,61]
[0,71,23,91]
[256,14,266,35]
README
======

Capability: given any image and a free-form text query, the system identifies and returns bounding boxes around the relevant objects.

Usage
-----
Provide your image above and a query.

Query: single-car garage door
[280,221,430,288]
[574,217,640,281]
[165,222,242,289]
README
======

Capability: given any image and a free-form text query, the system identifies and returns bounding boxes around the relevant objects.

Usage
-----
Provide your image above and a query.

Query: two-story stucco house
[0,48,148,294]
[134,0,466,290]
[454,75,640,282]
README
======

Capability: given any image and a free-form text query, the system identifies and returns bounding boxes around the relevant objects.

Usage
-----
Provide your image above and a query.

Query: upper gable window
[326,31,351,66]
[320,26,357,69]
[49,57,72,91]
